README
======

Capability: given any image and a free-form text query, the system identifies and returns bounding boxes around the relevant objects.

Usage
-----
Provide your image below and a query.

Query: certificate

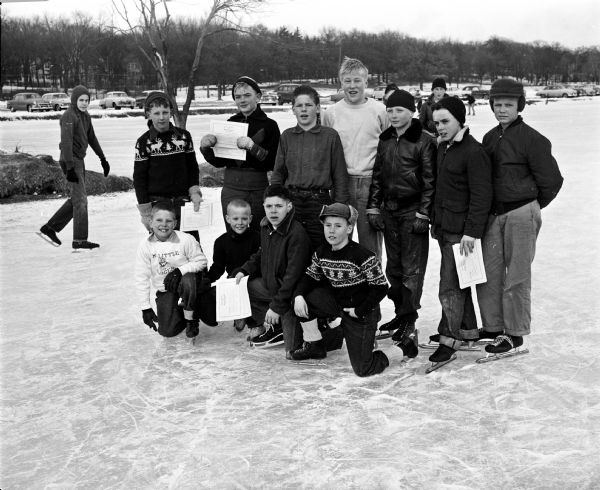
[214,276,252,322]
[209,120,248,160]
[179,201,213,231]
[452,239,487,289]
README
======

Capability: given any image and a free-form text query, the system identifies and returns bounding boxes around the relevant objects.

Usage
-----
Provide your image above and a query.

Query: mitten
[163,268,182,293]
[367,213,385,232]
[101,158,110,177]
[411,217,430,234]
[137,203,153,232]
[142,308,158,331]
[200,134,217,148]
[66,168,78,183]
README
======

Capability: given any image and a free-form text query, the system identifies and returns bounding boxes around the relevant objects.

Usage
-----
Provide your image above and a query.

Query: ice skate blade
[476,348,529,364]
[419,342,482,352]
[375,330,396,340]
[425,354,457,374]
[249,339,284,348]
[291,360,327,367]
[36,231,60,247]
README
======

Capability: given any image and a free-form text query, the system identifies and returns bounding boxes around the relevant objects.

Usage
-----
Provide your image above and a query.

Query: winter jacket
[208,228,261,282]
[133,122,199,204]
[419,93,449,134]
[59,107,105,167]
[200,106,280,191]
[367,119,436,217]
[482,116,563,212]
[433,128,492,239]
[239,208,312,315]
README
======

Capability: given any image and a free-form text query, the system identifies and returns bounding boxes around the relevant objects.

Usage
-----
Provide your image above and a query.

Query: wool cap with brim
[144,91,172,112]
[431,78,447,90]
[489,78,526,112]
[386,89,416,112]
[232,76,262,99]
[319,203,358,226]
[434,96,466,126]
[71,85,90,107]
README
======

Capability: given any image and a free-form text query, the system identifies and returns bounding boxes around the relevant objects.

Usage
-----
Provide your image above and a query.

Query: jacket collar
[230,105,269,122]
[260,207,296,235]
[291,123,322,134]
[498,115,523,133]
[380,118,423,143]
[438,126,470,147]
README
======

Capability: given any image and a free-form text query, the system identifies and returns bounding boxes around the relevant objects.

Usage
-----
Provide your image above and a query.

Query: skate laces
[490,334,512,348]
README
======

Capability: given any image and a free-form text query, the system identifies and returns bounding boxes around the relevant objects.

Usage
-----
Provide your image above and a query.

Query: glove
[367,213,385,232]
[163,268,182,293]
[200,134,217,148]
[137,203,153,232]
[142,308,158,331]
[101,158,110,177]
[412,217,430,234]
[66,168,78,183]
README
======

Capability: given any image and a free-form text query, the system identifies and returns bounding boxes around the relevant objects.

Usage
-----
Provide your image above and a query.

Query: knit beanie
[489,78,526,112]
[319,203,358,226]
[71,85,90,107]
[232,76,262,99]
[385,89,416,112]
[435,96,466,126]
[144,91,172,112]
[431,78,447,91]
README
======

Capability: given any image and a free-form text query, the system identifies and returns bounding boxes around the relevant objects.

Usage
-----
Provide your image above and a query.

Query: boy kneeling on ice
[292,203,390,377]
[135,203,216,340]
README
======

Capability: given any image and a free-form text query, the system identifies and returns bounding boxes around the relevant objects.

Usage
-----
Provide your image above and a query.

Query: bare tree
[112,0,265,128]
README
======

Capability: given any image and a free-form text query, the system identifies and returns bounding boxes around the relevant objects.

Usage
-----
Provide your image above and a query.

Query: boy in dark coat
[200,76,280,232]
[419,78,448,135]
[367,90,436,356]
[429,97,492,364]
[39,85,109,249]
[477,79,563,355]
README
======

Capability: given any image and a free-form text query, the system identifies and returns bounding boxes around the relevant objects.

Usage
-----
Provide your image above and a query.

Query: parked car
[535,85,577,98]
[458,85,490,100]
[7,92,52,112]
[372,85,388,101]
[572,84,596,96]
[42,92,70,111]
[100,91,136,109]
[134,90,161,109]
[329,89,345,103]
[275,83,300,105]
[260,91,278,105]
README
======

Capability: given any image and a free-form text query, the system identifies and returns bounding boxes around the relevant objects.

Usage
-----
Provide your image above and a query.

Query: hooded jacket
[367,119,436,217]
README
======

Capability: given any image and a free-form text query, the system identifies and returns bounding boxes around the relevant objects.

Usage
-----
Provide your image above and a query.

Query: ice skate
[72,240,100,251]
[185,319,199,345]
[393,326,419,359]
[249,325,284,348]
[36,225,61,247]
[426,344,457,373]
[476,335,529,364]
[290,339,326,361]
[420,333,483,352]
[375,313,416,340]
[246,325,265,342]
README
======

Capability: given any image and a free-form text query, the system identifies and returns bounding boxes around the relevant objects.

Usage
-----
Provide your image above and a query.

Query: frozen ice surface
[1,99,600,489]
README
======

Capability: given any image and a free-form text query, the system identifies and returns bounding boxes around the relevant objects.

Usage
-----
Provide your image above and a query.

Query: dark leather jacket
[367,119,436,217]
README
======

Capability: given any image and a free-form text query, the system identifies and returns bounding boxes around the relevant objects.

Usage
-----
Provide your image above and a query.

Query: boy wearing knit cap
[134,91,203,241]
[476,79,563,357]
[200,76,280,232]
[367,90,436,358]
[39,85,110,249]
[292,203,390,376]
[428,96,492,367]
[419,77,448,135]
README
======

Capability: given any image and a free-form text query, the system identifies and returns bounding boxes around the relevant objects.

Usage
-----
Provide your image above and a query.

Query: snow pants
[155,272,216,337]
[46,158,88,241]
[382,210,429,318]
[477,201,542,337]
[436,234,479,349]
[303,288,389,377]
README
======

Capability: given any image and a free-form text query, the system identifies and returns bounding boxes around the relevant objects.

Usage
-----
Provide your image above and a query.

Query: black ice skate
[476,335,529,364]
[393,325,419,359]
[185,319,199,344]
[375,313,417,340]
[72,240,100,251]
[249,325,284,348]
[420,333,483,352]
[426,344,457,373]
[37,225,61,247]
[290,339,327,361]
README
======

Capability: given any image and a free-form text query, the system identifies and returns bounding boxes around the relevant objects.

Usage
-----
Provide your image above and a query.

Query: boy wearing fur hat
[292,203,389,376]
[39,85,110,249]
[367,90,436,357]
[133,91,202,240]
[200,76,281,232]
[419,77,448,135]
[476,79,563,356]
[429,97,492,365]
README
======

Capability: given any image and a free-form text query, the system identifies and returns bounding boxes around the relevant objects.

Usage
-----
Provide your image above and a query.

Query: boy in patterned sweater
[292,203,390,377]
[133,92,202,240]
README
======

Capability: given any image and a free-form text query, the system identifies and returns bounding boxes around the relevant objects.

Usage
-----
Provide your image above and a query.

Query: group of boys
[38,57,562,376]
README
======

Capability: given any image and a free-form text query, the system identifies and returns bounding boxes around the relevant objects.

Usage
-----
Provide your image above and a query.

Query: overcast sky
[3,0,600,49]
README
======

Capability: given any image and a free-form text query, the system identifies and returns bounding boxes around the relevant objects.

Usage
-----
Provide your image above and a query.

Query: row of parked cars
[5,90,144,112]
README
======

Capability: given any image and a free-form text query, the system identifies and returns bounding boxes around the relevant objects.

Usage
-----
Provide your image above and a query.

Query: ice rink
[1,98,599,489]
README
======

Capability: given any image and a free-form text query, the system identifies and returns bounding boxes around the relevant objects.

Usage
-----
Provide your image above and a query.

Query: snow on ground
[1,99,599,489]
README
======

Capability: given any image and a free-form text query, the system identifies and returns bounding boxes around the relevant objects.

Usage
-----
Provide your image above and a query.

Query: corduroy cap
[319,203,358,226]
[144,91,172,112]
[431,78,447,90]
[71,85,90,107]
[489,78,526,111]
[385,89,416,112]
[435,96,466,125]
[232,76,262,99]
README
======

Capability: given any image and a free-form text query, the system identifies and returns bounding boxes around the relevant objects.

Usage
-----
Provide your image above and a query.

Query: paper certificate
[452,239,487,289]
[214,276,252,322]
[179,201,213,231]
[209,120,248,160]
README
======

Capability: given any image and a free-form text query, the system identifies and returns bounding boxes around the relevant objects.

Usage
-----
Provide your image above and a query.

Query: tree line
[2,13,600,95]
